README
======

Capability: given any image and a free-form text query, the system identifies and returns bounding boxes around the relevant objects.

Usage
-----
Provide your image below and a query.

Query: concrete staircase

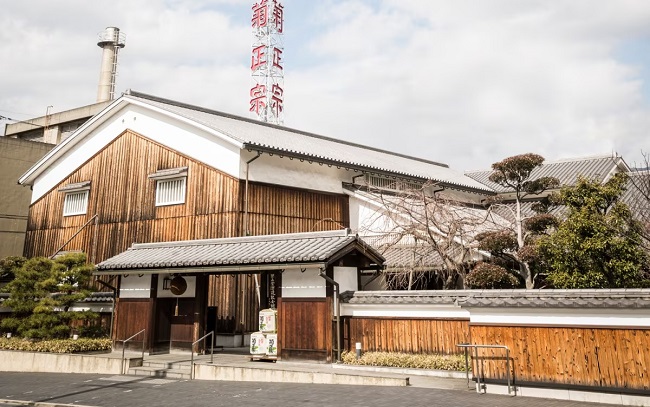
[127,359,192,380]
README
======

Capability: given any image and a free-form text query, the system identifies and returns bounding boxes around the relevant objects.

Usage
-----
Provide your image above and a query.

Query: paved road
[0,373,619,407]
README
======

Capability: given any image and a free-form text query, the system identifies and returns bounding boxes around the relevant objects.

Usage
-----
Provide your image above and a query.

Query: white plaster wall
[30,103,242,203]
[119,275,151,298]
[341,303,469,319]
[468,307,650,328]
[281,268,326,298]
[334,266,358,293]
[350,196,397,235]
[243,150,358,194]
[156,274,196,298]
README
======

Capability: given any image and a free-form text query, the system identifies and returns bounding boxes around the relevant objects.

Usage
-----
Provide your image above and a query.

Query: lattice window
[63,190,89,216]
[60,181,91,217]
[155,177,187,206]
[149,167,188,207]
[365,174,422,192]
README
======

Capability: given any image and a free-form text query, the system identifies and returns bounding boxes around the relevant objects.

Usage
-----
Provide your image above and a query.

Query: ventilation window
[365,174,422,192]
[149,167,188,207]
[59,181,91,216]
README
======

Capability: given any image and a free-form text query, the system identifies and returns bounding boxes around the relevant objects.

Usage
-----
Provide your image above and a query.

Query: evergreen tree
[1,253,97,339]
[537,173,650,288]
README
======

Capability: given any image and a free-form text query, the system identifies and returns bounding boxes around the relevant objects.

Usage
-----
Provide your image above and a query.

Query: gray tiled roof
[0,292,113,304]
[341,289,650,308]
[125,91,493,194]
[465,155,625,193]
[96,230,384,271]
[340,290,469,305]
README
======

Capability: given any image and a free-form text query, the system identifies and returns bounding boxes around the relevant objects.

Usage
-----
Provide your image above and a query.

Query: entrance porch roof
[95,229,385,276]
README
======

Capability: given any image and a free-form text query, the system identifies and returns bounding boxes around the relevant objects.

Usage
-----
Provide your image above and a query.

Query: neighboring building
[0,137,53,258]
[465,154,630,201]
[17,90,490,360]
[3,102,111,144]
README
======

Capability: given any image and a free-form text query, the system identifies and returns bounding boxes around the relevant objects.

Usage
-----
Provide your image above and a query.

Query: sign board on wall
[119,274,152,298]
[281,268,325,298]
[157,274,196,298]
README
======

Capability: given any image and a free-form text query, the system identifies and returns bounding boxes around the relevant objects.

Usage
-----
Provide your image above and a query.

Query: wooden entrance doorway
[153,297,194,353]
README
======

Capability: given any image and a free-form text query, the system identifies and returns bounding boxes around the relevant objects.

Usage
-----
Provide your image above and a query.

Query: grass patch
[341,351,469,371]
[0,337,112,353]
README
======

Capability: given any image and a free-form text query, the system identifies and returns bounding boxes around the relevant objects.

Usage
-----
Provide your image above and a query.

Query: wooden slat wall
[278,298,331,361]
[245,183,349,235]
[207,274,259,333]
[24,130,350,335]
[470,325,650,392]
[24,130,241,263]
[24,131,349,263]
[344,317,469,355]
[113,298,152,348]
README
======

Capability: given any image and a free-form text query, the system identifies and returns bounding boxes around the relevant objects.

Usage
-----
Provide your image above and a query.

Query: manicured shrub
[0,337,112,353]
[341,351,468,371]
[465,262,520,289]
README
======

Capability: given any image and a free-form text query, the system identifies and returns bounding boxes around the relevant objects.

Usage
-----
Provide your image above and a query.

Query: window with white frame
[149,167,188,206]
[59,181,91,216]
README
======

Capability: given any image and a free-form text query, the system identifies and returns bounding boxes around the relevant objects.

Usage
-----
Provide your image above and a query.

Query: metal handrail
[190,331,215,379]
[118,329,146,375]
[457,343,511,395]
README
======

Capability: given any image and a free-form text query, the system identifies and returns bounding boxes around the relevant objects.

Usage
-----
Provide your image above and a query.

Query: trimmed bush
[341,351,468,371]
[0,337,112,353]
[465,262,520,289]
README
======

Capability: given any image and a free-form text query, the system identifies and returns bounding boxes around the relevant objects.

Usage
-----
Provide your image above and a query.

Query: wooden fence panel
[470,325,650,392]
[278,298,331,361]
[343,317,469,355]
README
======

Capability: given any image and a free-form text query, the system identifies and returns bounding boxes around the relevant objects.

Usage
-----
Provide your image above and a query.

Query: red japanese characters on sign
[252,0,268,28]
[270,84,283,117]
[272,1,284,33]
[250,0,284,124]
[250,84,267,114]
[251,45,266,72]
[272,47,283,70]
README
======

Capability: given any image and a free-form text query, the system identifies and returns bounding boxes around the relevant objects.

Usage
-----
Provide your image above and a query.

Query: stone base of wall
[0,350,140,375]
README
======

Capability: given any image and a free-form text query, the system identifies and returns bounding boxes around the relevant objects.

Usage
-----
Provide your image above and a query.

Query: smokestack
[96,27,126,102]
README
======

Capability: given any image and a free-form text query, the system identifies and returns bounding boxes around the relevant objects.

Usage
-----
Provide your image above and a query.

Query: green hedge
[341,351,469,371]
[0,337,112,353]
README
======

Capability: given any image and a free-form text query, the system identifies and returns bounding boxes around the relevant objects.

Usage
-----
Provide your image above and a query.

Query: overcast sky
[1,0,650,171]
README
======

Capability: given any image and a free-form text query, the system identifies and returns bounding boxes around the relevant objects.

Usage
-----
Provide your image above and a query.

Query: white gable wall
[29,103,242,203]
[349,195,399,235]
[242,149,360,194]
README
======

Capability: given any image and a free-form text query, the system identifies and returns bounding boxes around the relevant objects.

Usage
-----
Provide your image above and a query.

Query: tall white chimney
[96,27,126,102]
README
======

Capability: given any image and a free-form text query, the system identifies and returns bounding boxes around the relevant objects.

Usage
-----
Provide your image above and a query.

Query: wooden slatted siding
[24,130,242,262]
[24,129,350,335]
[207,274,259,333]
[278,298,332,361]
[245,182,349,235]
[344,317,469,355]
[470,325,650,392]
[24,130,349,262]
[113,298,153,349]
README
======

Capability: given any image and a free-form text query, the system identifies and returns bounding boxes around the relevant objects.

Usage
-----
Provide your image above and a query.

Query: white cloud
[1,0,650,171]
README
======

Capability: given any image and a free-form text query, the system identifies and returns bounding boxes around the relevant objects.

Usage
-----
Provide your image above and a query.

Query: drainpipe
[319,268,341,363]
[244,152,262,310]
[244,152,262,237]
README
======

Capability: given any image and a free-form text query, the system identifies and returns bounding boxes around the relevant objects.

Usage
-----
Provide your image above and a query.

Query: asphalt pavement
[0,372,622,407]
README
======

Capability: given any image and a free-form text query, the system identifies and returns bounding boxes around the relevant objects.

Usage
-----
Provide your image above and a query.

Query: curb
[0,400,95,407]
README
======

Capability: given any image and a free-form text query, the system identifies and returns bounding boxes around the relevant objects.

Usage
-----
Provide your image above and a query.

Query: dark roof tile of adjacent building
[465,155,627,193]
[96,229,384,272]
